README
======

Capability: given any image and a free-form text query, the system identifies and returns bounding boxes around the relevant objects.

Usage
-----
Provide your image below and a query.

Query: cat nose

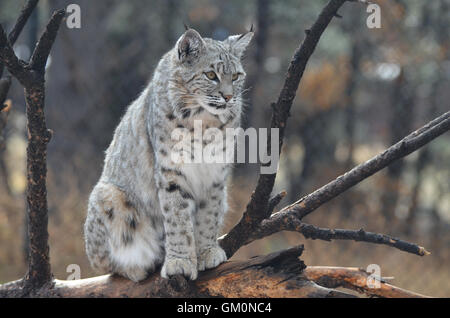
[220,92,233,102]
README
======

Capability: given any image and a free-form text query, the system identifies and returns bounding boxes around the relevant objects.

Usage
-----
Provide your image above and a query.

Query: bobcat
[84,28,253,282]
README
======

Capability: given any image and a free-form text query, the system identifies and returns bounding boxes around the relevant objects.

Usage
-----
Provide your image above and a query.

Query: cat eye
[205,71,218,81]
[232,73,240,81]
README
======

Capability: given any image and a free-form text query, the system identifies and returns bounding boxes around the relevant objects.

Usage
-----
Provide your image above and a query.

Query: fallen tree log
[2,246,432,298]
[0,246,357,298]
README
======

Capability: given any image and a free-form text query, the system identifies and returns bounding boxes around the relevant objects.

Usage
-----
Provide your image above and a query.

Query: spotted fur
[84,28,253,282]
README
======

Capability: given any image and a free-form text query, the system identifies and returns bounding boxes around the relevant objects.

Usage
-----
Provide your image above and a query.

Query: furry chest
[180,162,227,198]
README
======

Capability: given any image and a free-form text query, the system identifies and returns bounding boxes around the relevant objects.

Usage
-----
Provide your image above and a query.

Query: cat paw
[161,257,198,280]
[197,246,227,271]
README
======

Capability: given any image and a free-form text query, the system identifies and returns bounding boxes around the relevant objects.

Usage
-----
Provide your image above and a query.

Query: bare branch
[0,1,39,202]
[221,0,349,258]
[0,0,39,78]
[29,9,65,73]
[7,0,40,45]
[228,111,449,251]
[0,26,33,87]
[279,111,449,220]
[304,266,431,298]
[267,220,429,256]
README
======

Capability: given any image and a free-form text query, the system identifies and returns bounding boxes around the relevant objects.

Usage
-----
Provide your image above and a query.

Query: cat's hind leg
[84,182,164,282]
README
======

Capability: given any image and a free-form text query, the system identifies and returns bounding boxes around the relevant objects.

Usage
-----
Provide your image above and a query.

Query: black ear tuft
[177,29,205,65]
[226,31,254,59]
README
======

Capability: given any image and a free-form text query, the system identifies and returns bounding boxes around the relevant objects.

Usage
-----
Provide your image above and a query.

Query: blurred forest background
[0,0,449,296]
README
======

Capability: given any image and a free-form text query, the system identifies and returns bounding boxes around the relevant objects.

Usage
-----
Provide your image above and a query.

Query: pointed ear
[226,31,254,58]
[176,29,205,65]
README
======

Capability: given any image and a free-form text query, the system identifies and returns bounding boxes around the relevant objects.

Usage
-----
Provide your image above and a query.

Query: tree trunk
[23,82,53,291]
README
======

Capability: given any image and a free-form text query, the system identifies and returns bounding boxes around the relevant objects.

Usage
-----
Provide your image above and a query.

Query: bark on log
[0,246,356,298]
[304,266,431,298]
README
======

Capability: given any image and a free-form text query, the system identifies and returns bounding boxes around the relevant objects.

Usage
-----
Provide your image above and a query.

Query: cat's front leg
[157,171,198,280]
[195,183,228,271]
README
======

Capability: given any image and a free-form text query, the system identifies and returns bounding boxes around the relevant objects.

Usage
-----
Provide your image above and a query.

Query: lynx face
[171,29,253,117]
